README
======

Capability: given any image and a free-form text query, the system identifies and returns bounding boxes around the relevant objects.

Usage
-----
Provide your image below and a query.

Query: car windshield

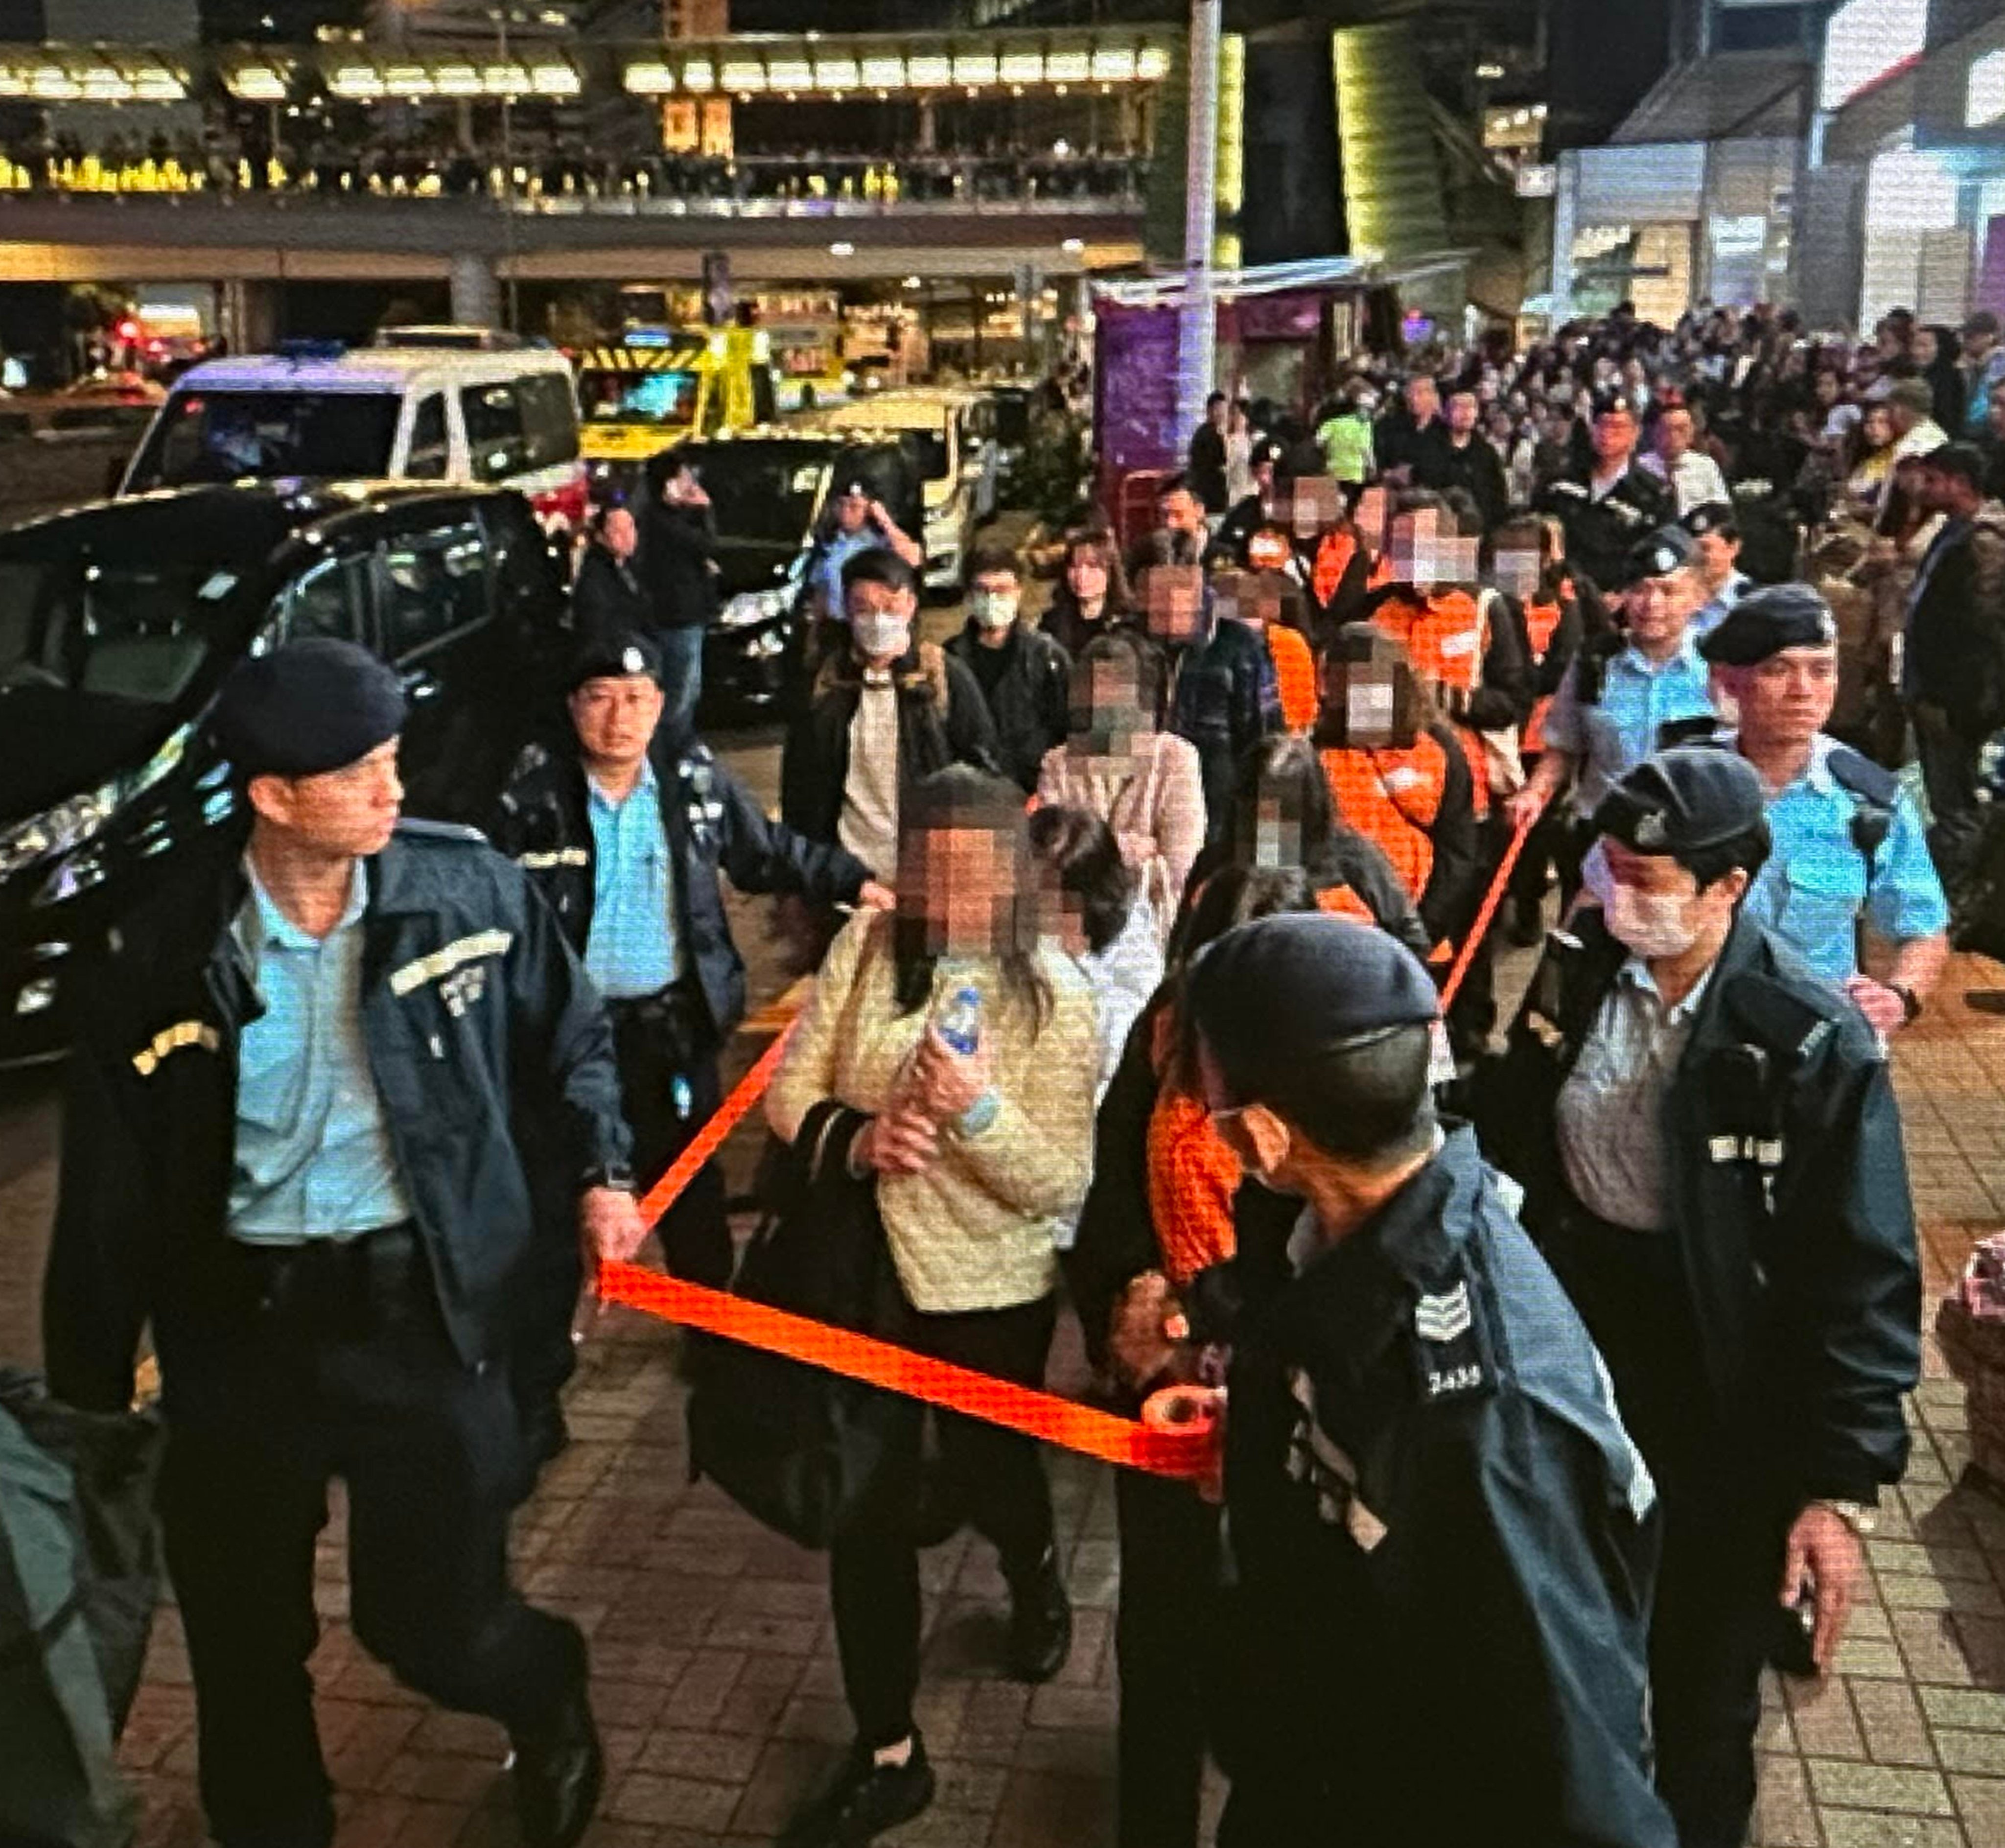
[127,389,402,490]
[0,537,251,706]
[581,368,700,426]
[680,444,830,545]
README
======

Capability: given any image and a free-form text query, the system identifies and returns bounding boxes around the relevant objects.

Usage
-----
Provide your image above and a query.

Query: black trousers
[1910,700,1987,885]
[160,1227,584,1848]
[1114,1468,1232,1848]
[610,987,729,1288]
[1539,1204,1776,1848]
[829,1283,1058,1751]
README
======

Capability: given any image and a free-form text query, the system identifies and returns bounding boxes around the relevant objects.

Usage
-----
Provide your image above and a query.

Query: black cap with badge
[1591,747,1770,861]
[1698,583,1839,667]
[1624,524,1696,587]
[1681,500,1739,540]
[565,630,662,694]
[211,637,407,779]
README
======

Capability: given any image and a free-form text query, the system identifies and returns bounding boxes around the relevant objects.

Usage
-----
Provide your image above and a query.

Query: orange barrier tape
[636,1023,797,1226]
[1438,792,1549,1013]
[597,1261,1216,1480]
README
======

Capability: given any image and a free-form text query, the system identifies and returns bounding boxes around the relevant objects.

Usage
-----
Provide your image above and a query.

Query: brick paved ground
[7,956,2005,1846]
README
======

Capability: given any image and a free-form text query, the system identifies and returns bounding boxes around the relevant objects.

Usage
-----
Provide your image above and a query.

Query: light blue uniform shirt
[812,528,884,623]
[1691,570,1750,639]
[584,761,683,1000]
[229,861,413,1244]
[1742,735,1949,984]
[1542,632,1717,819]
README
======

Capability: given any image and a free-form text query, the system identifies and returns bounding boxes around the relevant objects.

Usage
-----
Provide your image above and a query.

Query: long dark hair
[1028,803,1137,955]
[891,765,1052,1030]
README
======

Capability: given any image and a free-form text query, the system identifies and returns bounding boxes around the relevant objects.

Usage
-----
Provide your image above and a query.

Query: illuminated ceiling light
[81,72,134,101]
[898,55,942,88]
[1475,62,1505,80]
[903,274,923,288]
[31,71,80,99]
[435,63,482,96]
[229,67,289,101]
[1137,46,1172,81]
[136,70,189,101]
[768,59,813,91]
[1046,51,1090,85]
[385,64,433,98]
[623,59,672,94]
[1001,52,1043,86]
[815,57,860,90]
[1061,236,1085,254]
[720,60,768,92]
[1090,49,1137,83]
[331,64,385,98]
[680,59,716,92]
[481,63,530,95]
[829,240,856,257]
[530,65,580,96]
[953,54,999,87]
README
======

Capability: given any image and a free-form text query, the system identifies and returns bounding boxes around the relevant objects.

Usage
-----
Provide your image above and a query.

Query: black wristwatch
[1890,982,1923,1025]
[581,1164,636,1194]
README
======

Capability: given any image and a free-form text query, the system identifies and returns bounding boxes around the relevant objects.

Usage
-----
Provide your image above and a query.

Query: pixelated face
[1626,569,1700,647]
[1718,643,1838,742]
[1143,563,1205,643]
[1071,652,1142,735]
[1292,476,1340,538]
[1388,510,1477,590]
[252,737,403,857]
[1492,544,1541,600]
[1160,487,1206,537]
[570,673,666,765]
[901,824,1019,956]
[1066,548,1110,605]
[601,507,638,559]
[1251,793,1306,869]
[1656,409,1694,459]
[1354,486,1390,553]
[1324,655,1398,748]
[1592,406,1637,465]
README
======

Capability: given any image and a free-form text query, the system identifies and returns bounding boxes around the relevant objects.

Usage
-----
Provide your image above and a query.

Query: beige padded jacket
[766,911,1099,1314]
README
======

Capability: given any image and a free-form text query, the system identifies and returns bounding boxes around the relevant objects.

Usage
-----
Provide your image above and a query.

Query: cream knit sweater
[766,912,1099,1314]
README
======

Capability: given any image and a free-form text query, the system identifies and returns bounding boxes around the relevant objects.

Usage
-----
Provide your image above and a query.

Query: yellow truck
[574,326,777,487]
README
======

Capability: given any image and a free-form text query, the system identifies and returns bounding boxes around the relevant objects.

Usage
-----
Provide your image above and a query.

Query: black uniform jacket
[1537,464,1676,599]
[1470,908,1921,1507]
[488,729,871,1044]
[43,821,630,1414]
[944,619,1072,793]
[571,543,653,642]
[1222,1126,1675,1848]
[779,639,1001,850]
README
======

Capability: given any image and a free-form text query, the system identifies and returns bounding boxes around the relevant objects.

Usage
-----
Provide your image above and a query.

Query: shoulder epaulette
[1823,743,1898,807]
[1721,967,1849,1064]
[395,818,488,845]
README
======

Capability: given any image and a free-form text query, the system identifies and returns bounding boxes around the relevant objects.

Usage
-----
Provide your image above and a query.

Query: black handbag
[685,1098,898,1549]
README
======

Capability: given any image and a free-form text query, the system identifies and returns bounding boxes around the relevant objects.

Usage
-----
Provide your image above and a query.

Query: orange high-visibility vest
[1521,596,1563,755]
[1316,882,1378,924]
[1320,734,1448,903]
[1312,528,1359,608]
[1374,590,1484,694]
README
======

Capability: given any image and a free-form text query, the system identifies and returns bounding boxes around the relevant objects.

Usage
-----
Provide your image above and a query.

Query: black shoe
[779,1737,935,1848]
[1006,1548,1072,1683]
[1505,898,1546,948]
[511,1680,604,1848]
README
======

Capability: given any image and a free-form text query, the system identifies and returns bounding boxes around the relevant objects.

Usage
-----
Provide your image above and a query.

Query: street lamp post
[1175,0,1221,461]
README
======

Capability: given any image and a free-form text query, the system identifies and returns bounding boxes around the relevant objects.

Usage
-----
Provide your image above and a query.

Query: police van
[119,342,590,535]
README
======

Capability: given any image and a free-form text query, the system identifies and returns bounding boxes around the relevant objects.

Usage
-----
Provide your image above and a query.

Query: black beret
[1681,500,1738,539]
[1699,583,1838,666]
[1251,437,1286,468]
[212,638,405,778]
[566,630,662,693]
[1622,524,1696,587]
[1186,913,1439,1105]
[835,478,872,499]
[1592,748,1769,857]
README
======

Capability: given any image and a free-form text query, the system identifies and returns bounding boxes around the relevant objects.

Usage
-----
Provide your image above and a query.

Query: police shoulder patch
[1408,1271,1494,1404]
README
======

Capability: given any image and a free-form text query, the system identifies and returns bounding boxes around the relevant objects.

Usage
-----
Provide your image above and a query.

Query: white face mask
[1604,883,1700,960]
[850,610,912,660]
[970,589,1019,632]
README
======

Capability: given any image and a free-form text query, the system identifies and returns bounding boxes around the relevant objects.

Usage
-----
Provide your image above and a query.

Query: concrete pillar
[449,252,502,329]
[217,279,280,354]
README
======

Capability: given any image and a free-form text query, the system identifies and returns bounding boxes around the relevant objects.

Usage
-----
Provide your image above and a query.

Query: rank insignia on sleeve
[1413,1283,1471,1343]
[1411,1280,1493,1402]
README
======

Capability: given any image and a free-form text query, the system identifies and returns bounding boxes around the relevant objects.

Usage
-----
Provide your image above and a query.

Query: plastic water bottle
[935,985,982,1056]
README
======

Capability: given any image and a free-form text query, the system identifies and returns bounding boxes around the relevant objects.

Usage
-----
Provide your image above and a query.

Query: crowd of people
[0,127,1148,210]
[35,296,2001,1848]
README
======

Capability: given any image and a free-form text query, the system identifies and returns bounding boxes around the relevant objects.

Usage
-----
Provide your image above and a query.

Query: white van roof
[168,346,573,396]
[820,389,977,433]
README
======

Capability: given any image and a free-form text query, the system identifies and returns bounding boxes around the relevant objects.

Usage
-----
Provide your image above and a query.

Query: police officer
[43,639,642,1848]
[1507,526,1716,899]
[1682,501,1749,637]
[1183,913,1675,1848]
[491,631,894,1316]
[1538,391,1676,596]
[805,476,924,624]
[1701,585,1948,1033]
[1475,750,1921,1848]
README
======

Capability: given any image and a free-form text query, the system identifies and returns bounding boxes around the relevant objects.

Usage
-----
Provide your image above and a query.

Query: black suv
[642,431,920,713]
[0,481,569,1065]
